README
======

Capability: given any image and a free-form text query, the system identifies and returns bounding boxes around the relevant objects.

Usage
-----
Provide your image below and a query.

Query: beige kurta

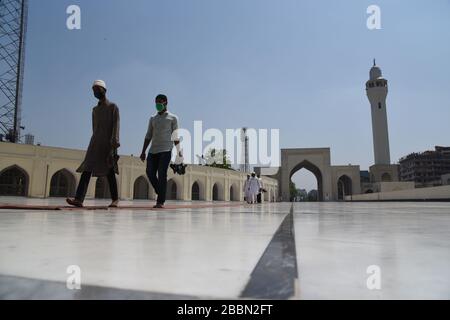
[77,99,120,177]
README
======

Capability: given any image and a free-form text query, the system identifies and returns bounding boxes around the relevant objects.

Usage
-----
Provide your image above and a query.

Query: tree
[289,181,299,201]
[204,148,233,170]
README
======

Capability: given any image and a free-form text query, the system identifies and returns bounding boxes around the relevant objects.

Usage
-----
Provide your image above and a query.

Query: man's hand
[140,152,146,162]
[174,148,184,165]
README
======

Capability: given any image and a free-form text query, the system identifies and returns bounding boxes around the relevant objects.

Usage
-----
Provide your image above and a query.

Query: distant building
[24,134,34,145]
[399,146,450,187]
[359,170,374,194]
[360,171,370,183]
[308,190,318,202]
[296,189,308,201]
[441,173,450,186]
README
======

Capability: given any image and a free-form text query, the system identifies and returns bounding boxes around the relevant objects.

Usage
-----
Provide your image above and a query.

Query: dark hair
[155,94,168,103]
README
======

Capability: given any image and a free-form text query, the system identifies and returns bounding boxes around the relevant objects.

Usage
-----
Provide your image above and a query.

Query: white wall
[346,185,450,201]
[0,142,279,201]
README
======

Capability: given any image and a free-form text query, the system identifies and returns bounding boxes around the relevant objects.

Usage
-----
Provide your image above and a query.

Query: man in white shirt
[140,94,180,209]
[247,172,261,204]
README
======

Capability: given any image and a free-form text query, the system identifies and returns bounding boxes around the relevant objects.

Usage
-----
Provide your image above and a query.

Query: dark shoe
[66,198,83,208]
[108,200,119,208]
[153,203,165,209]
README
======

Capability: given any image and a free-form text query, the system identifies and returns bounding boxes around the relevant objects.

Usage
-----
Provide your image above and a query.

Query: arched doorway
[381,173,392,182]
[50,169,76,197]
[212,182,224,201]
[268,188,273,202]
[134,176,150,200]
[230,184,239,201]
[265,188,271,202]
[166,179,177,200]
[95,177,111,199]
[191,180,205,201]
[337,175,352,200]
[0,165,29,196]
[212,184,219,201]
[290,160,323,202]
[192,182,200,201]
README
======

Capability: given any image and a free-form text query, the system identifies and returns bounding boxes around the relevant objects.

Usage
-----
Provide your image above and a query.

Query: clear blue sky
[22,0,450,191]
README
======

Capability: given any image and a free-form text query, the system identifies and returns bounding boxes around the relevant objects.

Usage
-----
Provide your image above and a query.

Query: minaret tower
[366,59,391,165]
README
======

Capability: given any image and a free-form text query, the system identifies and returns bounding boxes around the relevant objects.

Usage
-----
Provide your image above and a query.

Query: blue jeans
[146,151,172,204]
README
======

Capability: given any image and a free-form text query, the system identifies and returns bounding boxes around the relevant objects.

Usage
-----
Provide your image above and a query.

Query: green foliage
[289,181,298,200]
[205,148,233,170]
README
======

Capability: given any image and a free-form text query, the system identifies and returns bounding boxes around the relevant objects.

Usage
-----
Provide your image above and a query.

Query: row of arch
[0,166,112,198]
[134,176,242,201]
[0,165,256,201]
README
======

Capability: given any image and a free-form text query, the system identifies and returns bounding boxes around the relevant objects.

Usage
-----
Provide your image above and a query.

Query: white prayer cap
[92,80,107,90]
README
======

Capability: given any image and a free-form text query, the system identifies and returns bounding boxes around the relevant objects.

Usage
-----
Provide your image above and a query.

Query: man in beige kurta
[66,80,120,208]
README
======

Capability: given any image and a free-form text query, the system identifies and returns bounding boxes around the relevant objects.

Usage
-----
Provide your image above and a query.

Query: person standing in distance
[140,94,180,209]
[243,174,250,203]
[257,174,264,203]
[248,172,261,204]
[67,80,120,208]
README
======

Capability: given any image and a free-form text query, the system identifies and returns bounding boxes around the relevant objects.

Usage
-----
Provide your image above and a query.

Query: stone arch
[192,181,200,201]
[337,175,352,200]
[133,176,151,200]
[0,165,29,197]
[50,169,76,197]
[95,177,111,199]
[191,180,206,201]
[266,188,272,202]
[229,183,239,201]
[381,172,392,182]
[290,160,324,202]
[167,178,183,200]
[212,182,225,201]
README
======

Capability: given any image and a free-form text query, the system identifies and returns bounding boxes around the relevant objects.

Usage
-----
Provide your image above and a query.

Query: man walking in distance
[66,80,120,208]
[243,174,250,203]
[140,94,180,209]
[247,172,261,204]
[257,174,264,203]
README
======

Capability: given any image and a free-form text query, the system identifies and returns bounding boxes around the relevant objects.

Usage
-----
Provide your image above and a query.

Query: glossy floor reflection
[0,198,449,299]
[0,197,290,299]
[293,202,450,299]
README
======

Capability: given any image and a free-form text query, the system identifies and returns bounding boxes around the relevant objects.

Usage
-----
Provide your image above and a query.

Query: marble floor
[0,197,449,300]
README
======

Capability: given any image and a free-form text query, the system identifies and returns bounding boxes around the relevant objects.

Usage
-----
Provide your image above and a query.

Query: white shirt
[248,177,261,194]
